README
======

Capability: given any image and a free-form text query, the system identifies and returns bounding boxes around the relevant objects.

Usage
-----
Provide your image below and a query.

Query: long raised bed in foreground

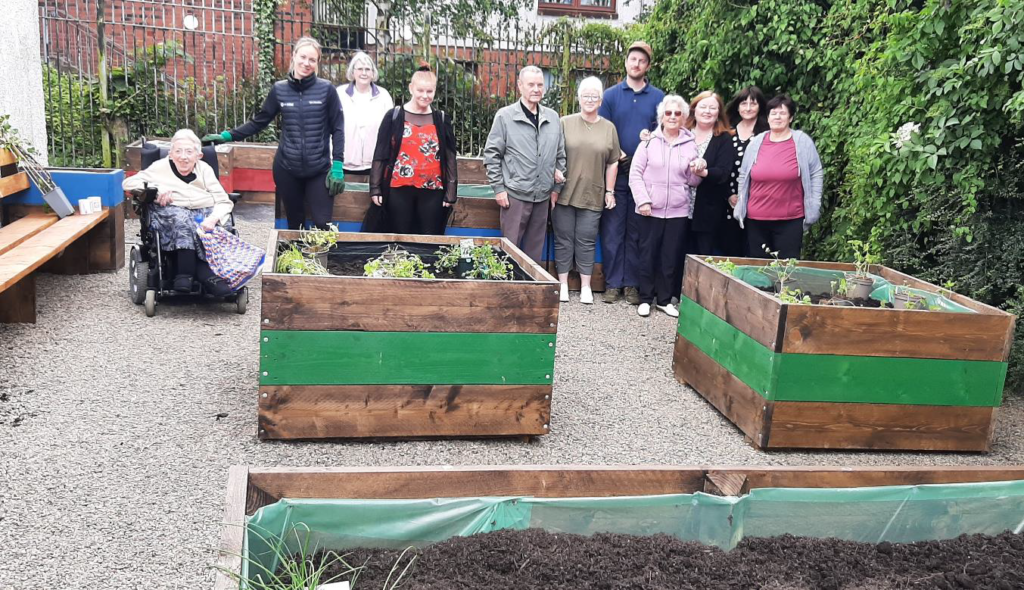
[259,231,559,440]
[674,255,1016,452]
[214,464,1024,589]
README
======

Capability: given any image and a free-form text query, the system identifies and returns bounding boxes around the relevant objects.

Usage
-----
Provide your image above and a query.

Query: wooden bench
[0,150,125,323]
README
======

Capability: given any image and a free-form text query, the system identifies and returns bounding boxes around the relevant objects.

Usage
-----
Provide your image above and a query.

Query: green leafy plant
[463,244,514,280]
[364,245,435,279]
[705,257,738,275]
[275,244,329,275]
[299,224,340,254]
[433,244,463,273]
[778,287,811,305]
[847,239,880,278]
[760,245,799,293]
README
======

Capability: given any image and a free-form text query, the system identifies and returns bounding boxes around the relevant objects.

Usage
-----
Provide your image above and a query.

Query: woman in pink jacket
[629,95,703,318]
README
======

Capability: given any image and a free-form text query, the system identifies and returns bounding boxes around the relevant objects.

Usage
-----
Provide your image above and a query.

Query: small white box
[78,199,94,215]
[88,196,102,213]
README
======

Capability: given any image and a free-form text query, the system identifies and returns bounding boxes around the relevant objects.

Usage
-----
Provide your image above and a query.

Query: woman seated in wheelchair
[122,129,234,296]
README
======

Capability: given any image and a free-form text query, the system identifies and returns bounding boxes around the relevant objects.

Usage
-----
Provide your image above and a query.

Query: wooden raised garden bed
[259,231,559,440]
[673,256,1016,452]
[215,464,1024,589]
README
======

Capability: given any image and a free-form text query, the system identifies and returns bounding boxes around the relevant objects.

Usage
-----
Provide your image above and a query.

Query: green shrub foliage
[637,0,1024,391]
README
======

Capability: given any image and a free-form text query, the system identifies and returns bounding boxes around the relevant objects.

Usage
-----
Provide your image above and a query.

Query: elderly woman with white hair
[122,129,234,295]
[551,76,621,305]
[628,95,702,318]
[337,51,394,176]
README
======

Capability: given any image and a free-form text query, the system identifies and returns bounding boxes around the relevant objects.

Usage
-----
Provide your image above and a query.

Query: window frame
[537,0,617,19]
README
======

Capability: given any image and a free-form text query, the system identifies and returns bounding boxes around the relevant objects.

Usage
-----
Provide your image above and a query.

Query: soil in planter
[277,241,534,280]
[756,285,891,308]
[286,528,1024,590]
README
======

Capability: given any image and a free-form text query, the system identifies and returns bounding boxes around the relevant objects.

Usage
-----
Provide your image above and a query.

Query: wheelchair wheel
[129,246,149,305]
[235,287,248,315]
[144,290,157,317]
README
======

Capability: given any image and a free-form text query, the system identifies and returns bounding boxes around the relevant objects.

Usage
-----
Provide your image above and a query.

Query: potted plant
[759,247,799,294]
[299,224,339,267]
[274,243,328,275]
[892,284,927,310]
[844,239,878,300]
[0,115,75,218]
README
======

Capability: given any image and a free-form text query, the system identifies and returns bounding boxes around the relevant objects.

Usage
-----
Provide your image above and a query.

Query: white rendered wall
[0,0,48,163]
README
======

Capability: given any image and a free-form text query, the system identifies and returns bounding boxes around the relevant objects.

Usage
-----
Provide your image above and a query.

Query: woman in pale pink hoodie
[629,94,703,318]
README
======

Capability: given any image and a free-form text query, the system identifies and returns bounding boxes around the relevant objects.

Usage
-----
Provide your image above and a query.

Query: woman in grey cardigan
[734,94,823,259]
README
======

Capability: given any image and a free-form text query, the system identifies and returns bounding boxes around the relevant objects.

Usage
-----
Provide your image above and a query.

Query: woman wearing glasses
[735,94,823,259]
[122,129,234,295]
[337,51,394,177]
[551,76,621,305]
[628,95,702,318]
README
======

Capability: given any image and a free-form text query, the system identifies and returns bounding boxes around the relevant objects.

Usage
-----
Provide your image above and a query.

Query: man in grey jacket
[484,65,566,263]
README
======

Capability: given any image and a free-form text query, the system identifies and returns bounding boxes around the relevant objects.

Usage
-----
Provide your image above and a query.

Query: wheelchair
[127,138,248,317]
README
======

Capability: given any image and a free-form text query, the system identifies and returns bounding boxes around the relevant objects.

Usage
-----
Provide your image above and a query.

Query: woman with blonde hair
[203,36,345,229]
[369,64,458,235]
[337,51,394,177]
[686,91,737,257]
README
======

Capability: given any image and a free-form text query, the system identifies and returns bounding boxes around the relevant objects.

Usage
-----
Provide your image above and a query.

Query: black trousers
[385,186,447,235]
[273,159,333,230]
[746,217,803,259]
[638,216,690,306]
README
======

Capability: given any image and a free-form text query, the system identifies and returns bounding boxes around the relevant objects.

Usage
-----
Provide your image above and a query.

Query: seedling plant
[364,245,435,279]
[705,257,738,275]
[276,244,328,275]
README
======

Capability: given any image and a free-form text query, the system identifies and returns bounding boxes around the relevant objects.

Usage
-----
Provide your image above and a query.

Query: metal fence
[39,0,624,167]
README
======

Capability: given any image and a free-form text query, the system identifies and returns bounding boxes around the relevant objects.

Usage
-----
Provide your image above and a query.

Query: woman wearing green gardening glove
[204,36,344,229]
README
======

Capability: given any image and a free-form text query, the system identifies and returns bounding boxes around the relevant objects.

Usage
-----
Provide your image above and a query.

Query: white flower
[892,122,921,148]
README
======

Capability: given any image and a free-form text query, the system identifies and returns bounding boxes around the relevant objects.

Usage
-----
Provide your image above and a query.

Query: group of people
[484,41,824,317]
[125,35,823,314]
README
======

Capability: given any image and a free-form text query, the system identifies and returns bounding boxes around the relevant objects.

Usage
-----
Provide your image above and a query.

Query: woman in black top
[369,65,458,235]
[720,86,769,255]
[686,91,738,256]
[203,37,345,230]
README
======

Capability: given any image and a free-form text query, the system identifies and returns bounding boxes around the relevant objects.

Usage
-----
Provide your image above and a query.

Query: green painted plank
[345,182,495,199]
[677,296,777,397]
[773,354,1006,406]
[261,331,555,385]
[677,295,1006,407]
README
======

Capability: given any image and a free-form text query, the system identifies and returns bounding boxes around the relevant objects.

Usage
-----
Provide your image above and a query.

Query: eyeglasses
[580,95,601,102]
[170,148,198,156]
[664,110,684,117]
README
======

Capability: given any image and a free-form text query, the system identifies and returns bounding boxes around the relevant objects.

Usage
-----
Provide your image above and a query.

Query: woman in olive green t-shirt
[551,76,621,305]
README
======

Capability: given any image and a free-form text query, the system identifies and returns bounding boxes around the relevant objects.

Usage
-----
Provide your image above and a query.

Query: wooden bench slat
[0,149,16,166]
[0,210,110,292]
[0,213,59,257]
[0,171,30,199]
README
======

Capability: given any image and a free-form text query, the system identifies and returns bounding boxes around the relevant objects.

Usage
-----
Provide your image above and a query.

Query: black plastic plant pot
[456,257,474,278]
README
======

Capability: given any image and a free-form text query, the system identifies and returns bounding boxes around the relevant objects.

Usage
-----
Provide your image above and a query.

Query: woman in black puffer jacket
[204,36,345,230]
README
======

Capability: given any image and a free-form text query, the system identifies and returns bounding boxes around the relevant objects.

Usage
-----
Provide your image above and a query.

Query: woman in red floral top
[369,66,458,235]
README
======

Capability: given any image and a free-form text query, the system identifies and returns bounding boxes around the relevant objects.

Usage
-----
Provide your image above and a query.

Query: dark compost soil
[293,528,1024,590]
[755,285,888,308]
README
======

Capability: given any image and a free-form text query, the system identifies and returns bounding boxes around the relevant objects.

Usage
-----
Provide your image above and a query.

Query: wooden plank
[683,255,782,351]
[0,171,30,198]
[673,336,769,447]
[213,465,248,590]
[458,157,489,184]
[0,210,110,292]
[262,275,558,333]
[767,402,995,451]
[499,236,557,282]
[0,273,35,323]
[542,260,606,293]
[725,465,1024,490]
[260,330,556,386]
[0,148,16,166]
[773,353,1006,407]
[0,213,58,257]
[245,466,708,509]
[259,384,551,439]
[449,195,499,229]
[677,295,777,398]
[783,304,1015,362]
[877,266,1007,316]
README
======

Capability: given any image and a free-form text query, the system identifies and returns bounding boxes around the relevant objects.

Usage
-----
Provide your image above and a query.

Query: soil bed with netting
[290,528,1024,590]
[315,241,534,280]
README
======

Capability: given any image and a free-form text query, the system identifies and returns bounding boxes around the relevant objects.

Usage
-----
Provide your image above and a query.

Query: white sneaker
[559,283,569,303]
[580,286,594,304]
[637,303,651,317]
[656,303,679,318]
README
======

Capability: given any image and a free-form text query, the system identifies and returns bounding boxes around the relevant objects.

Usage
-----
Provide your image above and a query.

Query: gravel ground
[2,203,1023,589]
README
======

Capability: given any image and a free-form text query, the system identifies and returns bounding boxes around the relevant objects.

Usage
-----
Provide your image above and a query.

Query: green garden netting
[242,480,1024,581]
[344,182,495,199]
[730,265,973,313]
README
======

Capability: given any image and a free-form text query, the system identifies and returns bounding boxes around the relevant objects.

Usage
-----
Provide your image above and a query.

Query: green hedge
[635,0,1024,392]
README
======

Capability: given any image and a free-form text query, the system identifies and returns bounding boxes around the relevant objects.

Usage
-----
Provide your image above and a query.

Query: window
[537,0,616,18]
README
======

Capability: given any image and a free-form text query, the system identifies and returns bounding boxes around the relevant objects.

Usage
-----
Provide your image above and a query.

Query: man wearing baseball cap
[598,40,665,305]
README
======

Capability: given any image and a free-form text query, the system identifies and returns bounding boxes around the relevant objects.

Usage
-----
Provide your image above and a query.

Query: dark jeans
[273,158,333,230]
[746,217,804,259]
[385,186,447,235]
[638,216,690,306]
[599,183,641,289]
